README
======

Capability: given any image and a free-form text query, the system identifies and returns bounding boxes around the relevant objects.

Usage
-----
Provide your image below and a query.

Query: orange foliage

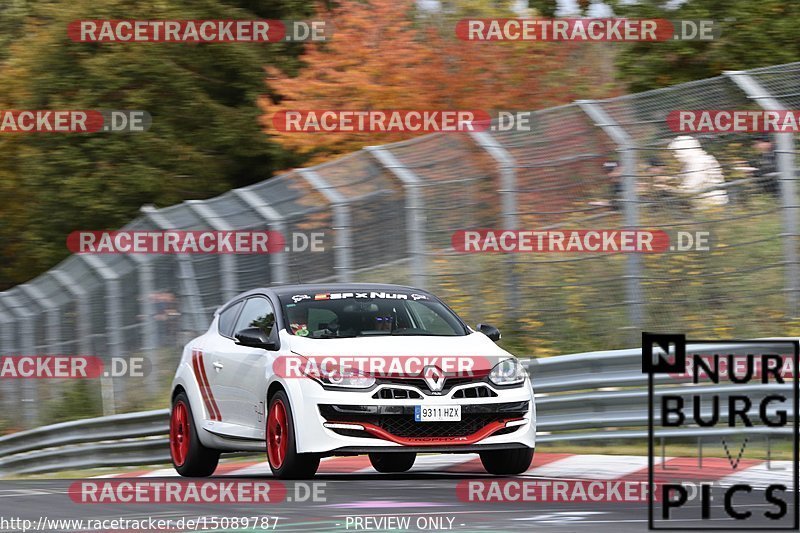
[260,0,618,164]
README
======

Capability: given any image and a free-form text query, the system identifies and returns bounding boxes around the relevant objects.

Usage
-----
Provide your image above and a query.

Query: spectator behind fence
[749,133,779,196]
[643,157,675,197]
[668,135,728,209]
[604,160,622,211]
[587,160,623,211]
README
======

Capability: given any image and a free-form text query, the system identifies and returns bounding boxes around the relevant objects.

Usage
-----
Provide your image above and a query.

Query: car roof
[214,283,463,324]
[228,283,433,303]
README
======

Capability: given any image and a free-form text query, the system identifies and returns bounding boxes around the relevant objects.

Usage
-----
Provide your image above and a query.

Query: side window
[218,300,244,338]
[234,297,276,337]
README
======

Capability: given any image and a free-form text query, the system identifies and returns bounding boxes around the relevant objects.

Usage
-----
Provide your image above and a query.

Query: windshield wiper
[390,331,454,336]
[311,332,356,339]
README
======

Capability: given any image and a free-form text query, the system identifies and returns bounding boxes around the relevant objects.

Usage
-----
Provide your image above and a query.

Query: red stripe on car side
[197,352,222,421]
[190,351,211,418]
[193,350,221,421]
[192,349,222,421]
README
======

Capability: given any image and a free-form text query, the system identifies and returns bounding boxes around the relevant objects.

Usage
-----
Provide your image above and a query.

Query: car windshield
[279,291,467,338]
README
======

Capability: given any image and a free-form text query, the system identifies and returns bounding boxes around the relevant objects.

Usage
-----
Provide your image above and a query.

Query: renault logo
[422,365,446,393]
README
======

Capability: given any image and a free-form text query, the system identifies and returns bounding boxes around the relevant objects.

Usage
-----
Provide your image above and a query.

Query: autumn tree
[260,0,619,162]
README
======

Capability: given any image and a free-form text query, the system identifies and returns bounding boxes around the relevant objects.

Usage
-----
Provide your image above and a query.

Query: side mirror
[235,327,279,350]
[476,323,501,342]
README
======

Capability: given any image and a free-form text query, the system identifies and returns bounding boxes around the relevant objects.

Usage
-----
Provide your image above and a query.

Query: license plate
[414,405,461,422]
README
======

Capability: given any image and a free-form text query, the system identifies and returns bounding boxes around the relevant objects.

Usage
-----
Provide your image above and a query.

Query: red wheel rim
[267,399,289,469]
[170,401,190,467]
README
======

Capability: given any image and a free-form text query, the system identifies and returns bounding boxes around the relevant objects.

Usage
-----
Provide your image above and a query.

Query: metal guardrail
[0,410,170,475]
[0,342,794,475]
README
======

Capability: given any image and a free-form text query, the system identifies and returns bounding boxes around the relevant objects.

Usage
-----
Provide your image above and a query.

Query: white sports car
[169,283,536,478]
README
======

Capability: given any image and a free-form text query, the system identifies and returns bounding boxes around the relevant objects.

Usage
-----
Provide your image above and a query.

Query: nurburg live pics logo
[642,332,800,530]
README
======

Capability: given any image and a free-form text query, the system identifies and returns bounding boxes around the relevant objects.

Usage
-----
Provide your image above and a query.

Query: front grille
[320,402,528,440]
[372,414,502,439]
[372,387,424,400]
[452,385,498,398]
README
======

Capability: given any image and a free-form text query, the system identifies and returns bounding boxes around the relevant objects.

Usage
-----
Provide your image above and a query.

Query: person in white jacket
[668,135,729,208]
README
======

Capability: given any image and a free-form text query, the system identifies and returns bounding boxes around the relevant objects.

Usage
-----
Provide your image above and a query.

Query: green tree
[0,0,311,289]
[608,0,800,91]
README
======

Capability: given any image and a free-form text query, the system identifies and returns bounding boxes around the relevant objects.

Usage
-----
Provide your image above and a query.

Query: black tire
[266,391,320,479]
[170,391,220,477]
[480,447,534,475]
[368,452,416,473]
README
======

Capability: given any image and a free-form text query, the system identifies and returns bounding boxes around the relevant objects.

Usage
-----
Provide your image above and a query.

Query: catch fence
[1,63,799,428]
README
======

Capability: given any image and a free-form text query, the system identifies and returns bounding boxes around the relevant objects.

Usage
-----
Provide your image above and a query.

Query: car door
[199,299,244,426]
[213,296,278,430]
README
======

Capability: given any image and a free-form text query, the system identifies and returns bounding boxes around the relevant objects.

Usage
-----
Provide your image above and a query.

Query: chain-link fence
[1,63,799,429]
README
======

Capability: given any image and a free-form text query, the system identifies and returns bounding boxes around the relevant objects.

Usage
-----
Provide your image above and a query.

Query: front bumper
[282,376,536,454]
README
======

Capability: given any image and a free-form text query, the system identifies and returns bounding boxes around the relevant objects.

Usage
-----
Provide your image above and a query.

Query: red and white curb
[93,453,795,488]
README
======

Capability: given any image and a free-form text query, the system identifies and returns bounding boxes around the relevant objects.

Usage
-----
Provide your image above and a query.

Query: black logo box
[643,333,800,531]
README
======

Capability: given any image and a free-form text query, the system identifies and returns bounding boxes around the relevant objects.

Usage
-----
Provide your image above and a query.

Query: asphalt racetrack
[0,468,787,532]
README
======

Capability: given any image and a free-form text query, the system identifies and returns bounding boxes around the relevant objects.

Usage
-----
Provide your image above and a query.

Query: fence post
[299,168,353,282]
[0,293,38,426]
[79,255,123,416]
[18,284,59,354]
[727,70,800,318]
[18,283,63,404]
[366,145,427,289]
[141,205,208,335]
[185,200,239,301]
[124,252,159,397]
[0,299,21,421]
[578,100,644,340]
[50,270,93,357]
[232,188,289,285]
[48,268,99,420]
[470,130,520,322]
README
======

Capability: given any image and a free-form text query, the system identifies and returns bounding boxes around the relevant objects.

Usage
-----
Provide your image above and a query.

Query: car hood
[286,331,513,367]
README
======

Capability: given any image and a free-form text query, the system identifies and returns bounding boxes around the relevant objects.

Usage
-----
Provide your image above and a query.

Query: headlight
[488,358,527,386]
[305,366,375,389]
